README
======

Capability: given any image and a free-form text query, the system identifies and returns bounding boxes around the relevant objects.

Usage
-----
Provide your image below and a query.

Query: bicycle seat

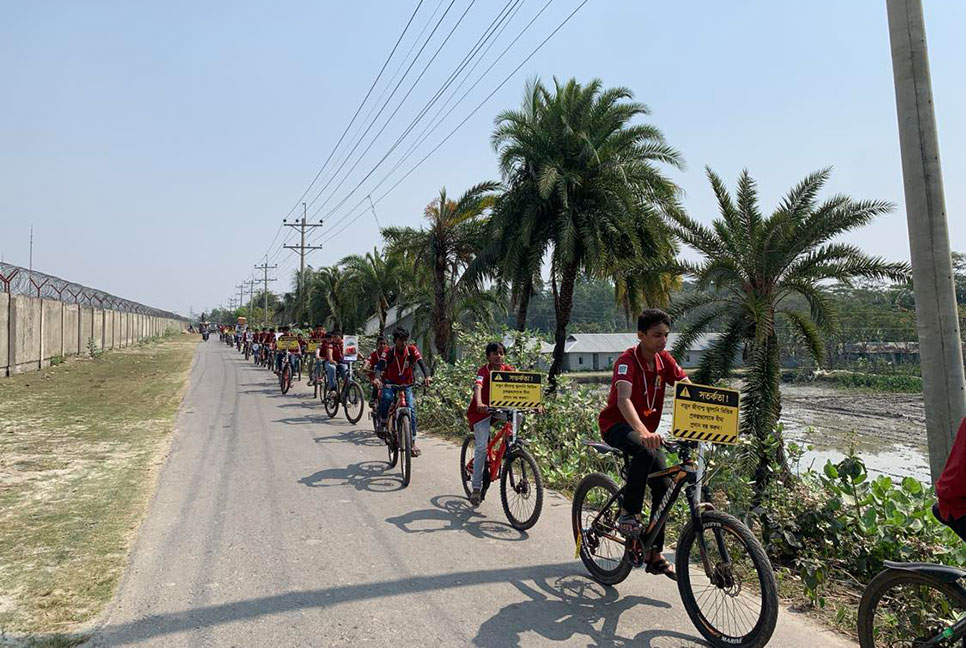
[883,560,966,583]
[582,440,622,456]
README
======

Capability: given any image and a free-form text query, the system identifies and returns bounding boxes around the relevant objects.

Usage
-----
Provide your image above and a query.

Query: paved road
[87,342,854,647]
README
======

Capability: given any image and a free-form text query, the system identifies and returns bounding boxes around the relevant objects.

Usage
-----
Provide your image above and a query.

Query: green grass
[0,334,196,639]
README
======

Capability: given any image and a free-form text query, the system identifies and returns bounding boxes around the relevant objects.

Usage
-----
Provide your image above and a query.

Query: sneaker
[469,489,481,506]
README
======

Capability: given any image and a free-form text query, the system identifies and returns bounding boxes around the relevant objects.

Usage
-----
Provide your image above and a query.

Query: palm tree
[311,265,354,331]
[340,247,403,332]
[383,181,500,361]
[668,167,910,494]
[492,77,684,385]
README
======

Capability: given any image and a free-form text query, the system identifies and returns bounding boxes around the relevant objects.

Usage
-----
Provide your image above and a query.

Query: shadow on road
[313,428,382,448]
[298,460,404,493]
[386,494,528,542]
[90,562,642,646]
[474,574,705,647]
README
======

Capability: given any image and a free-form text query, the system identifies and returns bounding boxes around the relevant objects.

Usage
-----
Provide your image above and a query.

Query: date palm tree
[668,167,909,494]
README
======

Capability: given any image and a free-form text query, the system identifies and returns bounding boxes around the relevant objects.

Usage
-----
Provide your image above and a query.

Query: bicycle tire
[501,448,543,531]
[676,510,778,648]
[280,365,291,395]
[459,434,475,499]
[245,345,250,361]
[344,382,364,424]
[858,568,966,648]
[572,472,632,585]
[398,410,412,487]
[323,381,340,418]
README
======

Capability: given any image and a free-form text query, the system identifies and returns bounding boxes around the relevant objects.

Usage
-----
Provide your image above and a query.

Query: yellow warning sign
[305,342,319,353]
[671,382,740,444]
[275,336,300,351]
[489,371,542,409]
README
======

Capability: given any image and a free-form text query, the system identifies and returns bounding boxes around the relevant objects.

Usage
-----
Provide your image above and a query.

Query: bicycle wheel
[280,365,291,394]
[676,510,778,648]
[245,345,250,361]
[343,382,364,424]
[323,381,340,418]
[501,448,543,531]
[397,410,412,487]
[571,472,632,585]
[858,568,966,647]
[459,434,475,498]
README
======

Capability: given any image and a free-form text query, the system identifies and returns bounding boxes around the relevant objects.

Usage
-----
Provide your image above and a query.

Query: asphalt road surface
[87,341,854,647]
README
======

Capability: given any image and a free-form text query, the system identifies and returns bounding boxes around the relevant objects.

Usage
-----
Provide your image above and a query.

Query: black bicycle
[858,559,966,647]
[322,360,365,424]
[572,438,778,648]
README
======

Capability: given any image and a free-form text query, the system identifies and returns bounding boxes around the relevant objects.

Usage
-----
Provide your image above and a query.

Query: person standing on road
[597,308,690,580]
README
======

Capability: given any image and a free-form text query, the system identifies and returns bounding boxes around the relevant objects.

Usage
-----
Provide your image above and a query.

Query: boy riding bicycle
[373,326,432,457]
[597,308,690,580]
[466,341,514,505]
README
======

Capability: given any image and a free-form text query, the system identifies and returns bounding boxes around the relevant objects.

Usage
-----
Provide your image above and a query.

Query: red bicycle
[459,407,544,530]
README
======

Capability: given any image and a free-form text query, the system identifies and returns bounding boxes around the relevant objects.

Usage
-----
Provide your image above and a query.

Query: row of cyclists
[215,310,966,647]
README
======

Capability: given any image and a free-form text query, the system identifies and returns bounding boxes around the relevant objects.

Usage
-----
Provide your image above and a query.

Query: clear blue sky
[1,1,963,316]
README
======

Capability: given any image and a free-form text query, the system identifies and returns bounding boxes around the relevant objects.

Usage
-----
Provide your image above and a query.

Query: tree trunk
[515,276,533,332]
[548,262,578,390]
[747,331,792,505]
[431,247,449,360]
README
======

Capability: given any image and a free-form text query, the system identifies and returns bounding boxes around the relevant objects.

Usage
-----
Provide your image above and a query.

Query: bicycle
[858,559,966,646]
[572,438,778,648]
[321,360,365,424]
[243,338,251,361]
[375,383,418,487]
[459,407,544,531]
[278,351,297,395]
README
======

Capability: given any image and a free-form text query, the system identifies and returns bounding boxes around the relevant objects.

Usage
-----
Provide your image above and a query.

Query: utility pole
[236,284,246,317]
[247,278,256,314]
[255,260,277,329]
[887,0,966,481]
[283,202,323,322]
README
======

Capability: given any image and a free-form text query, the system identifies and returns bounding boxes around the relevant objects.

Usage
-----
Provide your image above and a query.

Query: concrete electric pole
[255,261,277,329]
[887,0,966,481]
[283,202,323,323]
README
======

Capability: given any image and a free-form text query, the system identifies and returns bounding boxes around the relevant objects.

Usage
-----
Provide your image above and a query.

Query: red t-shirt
[331,340,344,363]
[316,339,330,359]
[466,364,515,427]
[937,418,966,520]
[598,347,686,436]
[367,349,385,380]
[378,345,423,384]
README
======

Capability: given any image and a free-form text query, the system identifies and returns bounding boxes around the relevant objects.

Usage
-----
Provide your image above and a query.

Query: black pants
[603,422,672,553]
[933,503,966,543]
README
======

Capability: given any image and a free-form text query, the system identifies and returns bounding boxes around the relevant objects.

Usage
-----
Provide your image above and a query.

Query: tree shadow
[298,460,403,493]
[474,574,705,647]
[385,494,528,542]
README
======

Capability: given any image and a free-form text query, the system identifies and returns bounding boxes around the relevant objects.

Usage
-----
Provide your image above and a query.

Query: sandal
[616,514,642,536]
[645,555,677,581]
[411,444,422,457]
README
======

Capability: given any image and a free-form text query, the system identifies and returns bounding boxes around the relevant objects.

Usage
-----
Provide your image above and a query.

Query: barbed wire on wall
[0,262,185,320]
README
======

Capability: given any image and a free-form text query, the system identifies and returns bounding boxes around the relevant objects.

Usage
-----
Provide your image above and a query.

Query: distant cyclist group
[198,306,966,648]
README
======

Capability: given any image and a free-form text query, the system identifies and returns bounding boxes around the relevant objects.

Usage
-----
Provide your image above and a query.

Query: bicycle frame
[585,443,723,578]
[384,383,415,441]
[481,410,523,483]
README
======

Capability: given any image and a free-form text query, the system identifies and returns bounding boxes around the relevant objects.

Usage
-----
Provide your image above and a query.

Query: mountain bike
[572,438,778,648]
[459,407,544,531]
[278,351,294,395]
[376,383,417,487]
[321,360,365,424]
[858,559,966,647]
[243,338,251,361]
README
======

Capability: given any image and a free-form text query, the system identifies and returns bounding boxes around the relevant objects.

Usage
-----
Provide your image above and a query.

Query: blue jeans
[379,385,416,440]
[325,361,348,390]
[275,351,287,373]
[471,417,491,491]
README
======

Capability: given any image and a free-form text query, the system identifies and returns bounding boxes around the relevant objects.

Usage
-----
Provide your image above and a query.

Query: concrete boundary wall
[1,294,186,377]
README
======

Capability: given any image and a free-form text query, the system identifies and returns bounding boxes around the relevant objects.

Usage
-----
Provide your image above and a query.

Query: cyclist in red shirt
[466,341,514,504]
[598,308,689,580]
[324,330,347,397]
[373,326,432,457]
[934,417,966,543]
[365,335,389,405]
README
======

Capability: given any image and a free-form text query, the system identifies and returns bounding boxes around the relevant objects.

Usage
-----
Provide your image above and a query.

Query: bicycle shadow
[298,460,404,493]
[473,574,705,647]
[313,428,382,448]
[385,494,528,542]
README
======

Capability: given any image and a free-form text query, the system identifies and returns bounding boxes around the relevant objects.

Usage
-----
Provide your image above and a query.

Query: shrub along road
[86,341,852,647]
